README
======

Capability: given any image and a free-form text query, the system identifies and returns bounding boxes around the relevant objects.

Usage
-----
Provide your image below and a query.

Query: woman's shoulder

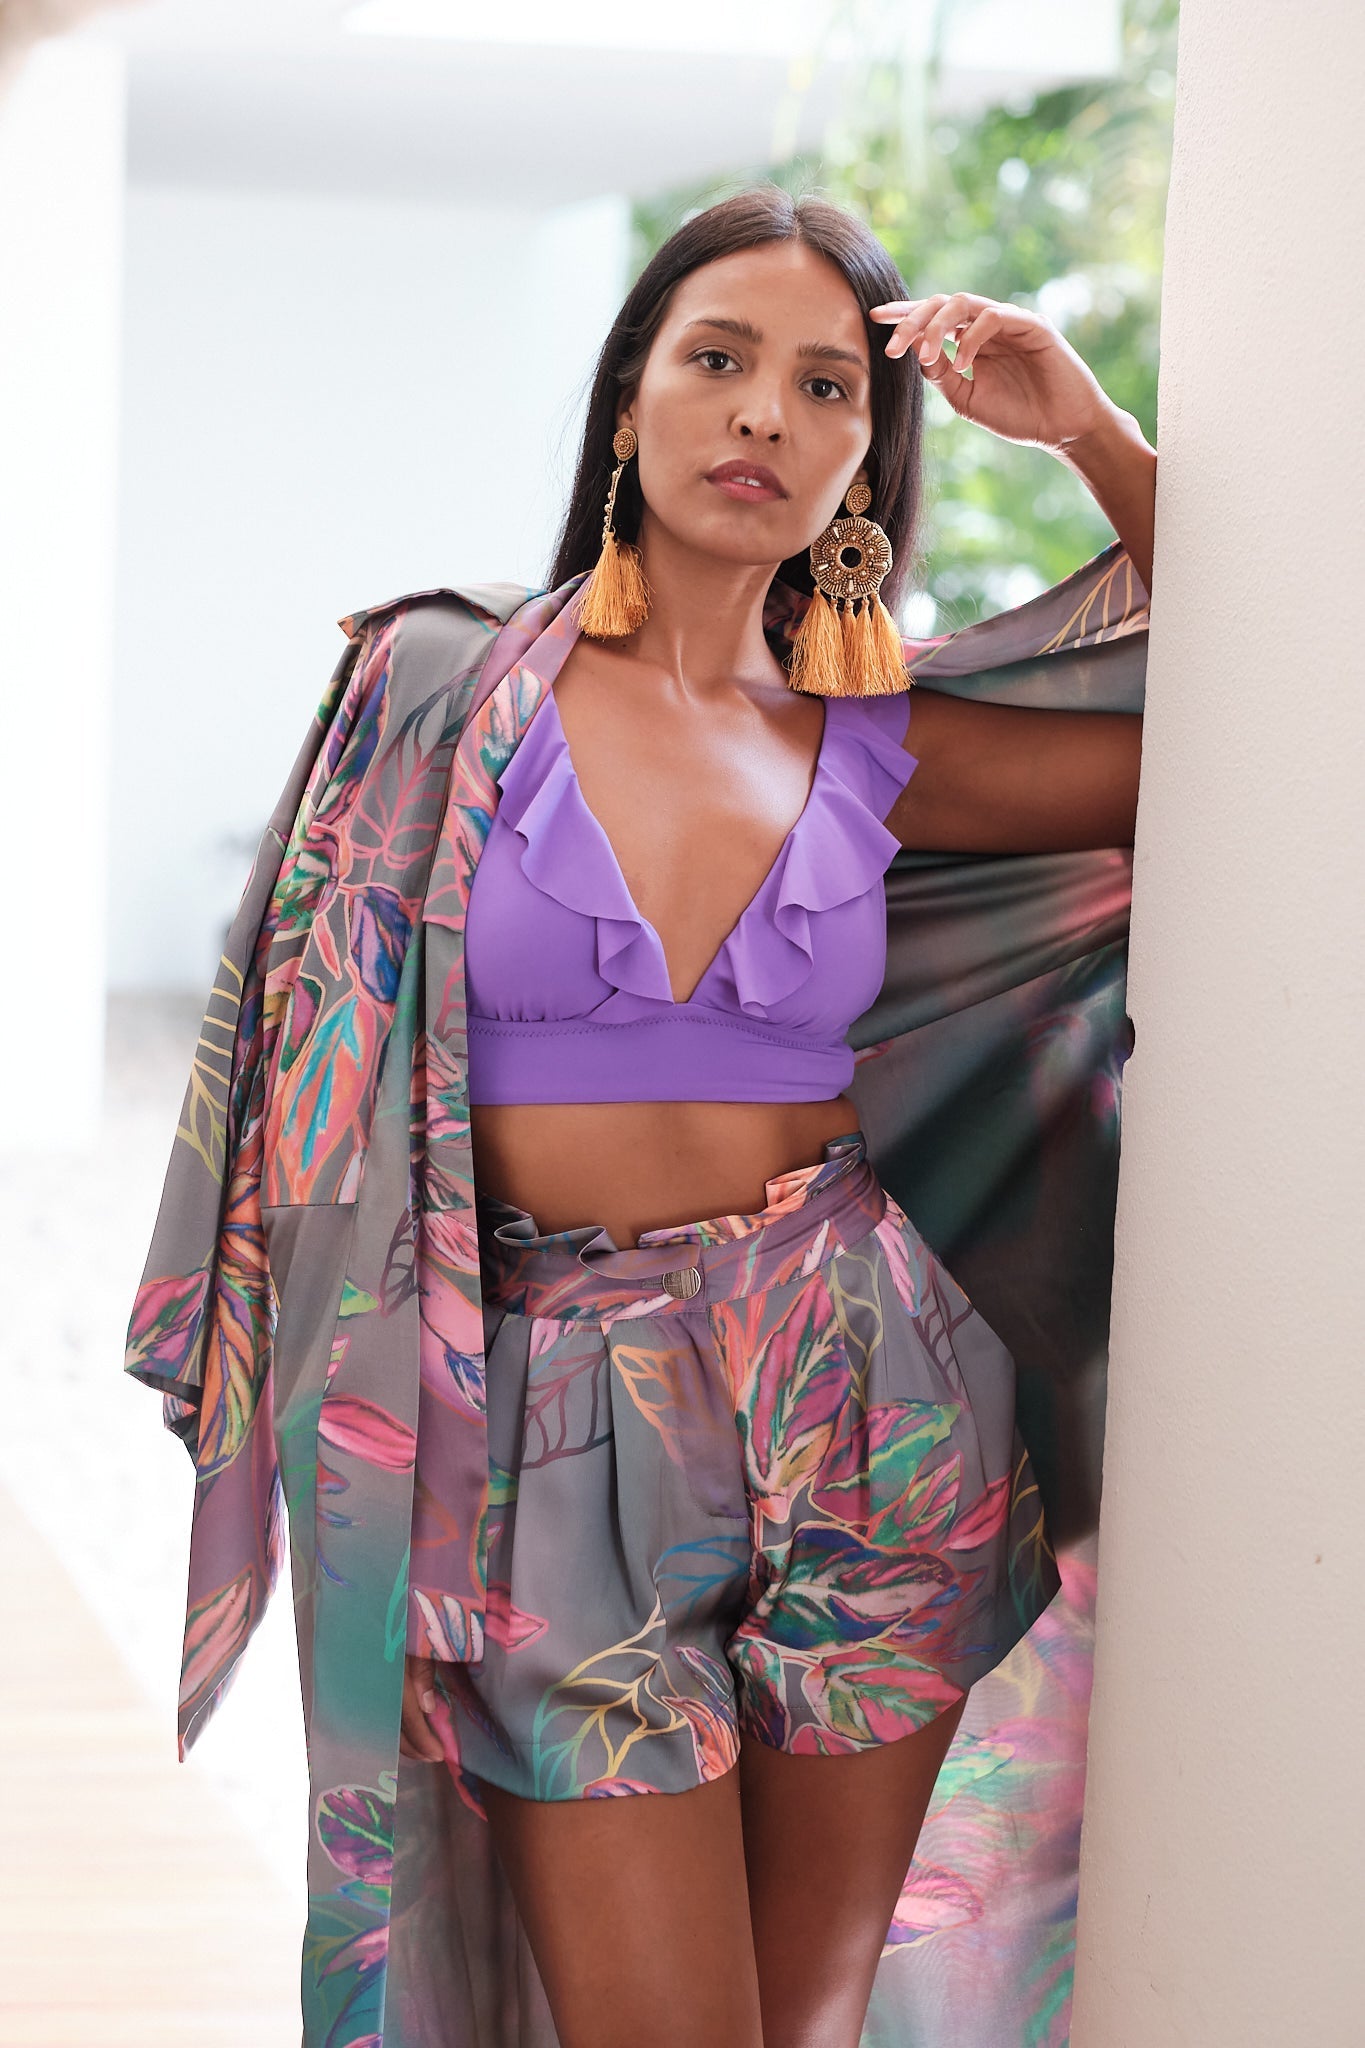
[337,579,539,643]
[329,583,543,737]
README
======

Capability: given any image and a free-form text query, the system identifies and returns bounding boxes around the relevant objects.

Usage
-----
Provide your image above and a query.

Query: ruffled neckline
[493,689,915,1015]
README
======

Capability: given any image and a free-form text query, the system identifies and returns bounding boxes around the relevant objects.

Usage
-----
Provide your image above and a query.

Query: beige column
[1072,2,1365,2041]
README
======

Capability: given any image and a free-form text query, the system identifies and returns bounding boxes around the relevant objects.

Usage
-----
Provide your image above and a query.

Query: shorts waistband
[475,1130,886,1320]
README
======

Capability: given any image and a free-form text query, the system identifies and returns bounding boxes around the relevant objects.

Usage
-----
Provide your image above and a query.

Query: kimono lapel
[405,577,589,1667]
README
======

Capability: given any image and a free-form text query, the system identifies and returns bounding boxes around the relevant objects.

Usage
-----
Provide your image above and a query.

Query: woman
[126,187,1152,2048]
[400,190,1149,2046]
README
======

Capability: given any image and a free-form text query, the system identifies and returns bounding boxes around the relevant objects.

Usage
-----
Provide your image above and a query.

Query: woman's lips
[705,461,788,503]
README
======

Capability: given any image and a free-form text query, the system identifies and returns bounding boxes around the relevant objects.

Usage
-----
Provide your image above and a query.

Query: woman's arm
[864,292,1154,848]
[1052,407,1157,595]
[885,690,1143,854]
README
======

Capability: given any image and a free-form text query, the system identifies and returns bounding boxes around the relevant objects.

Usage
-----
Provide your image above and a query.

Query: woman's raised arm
[870,289,1158,591]
[864,289,1153,851]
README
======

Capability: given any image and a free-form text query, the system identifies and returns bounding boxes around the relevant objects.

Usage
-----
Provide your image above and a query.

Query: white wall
[1073,1,1365,2039]
[108,183,629,989]
[0,38,126,1150]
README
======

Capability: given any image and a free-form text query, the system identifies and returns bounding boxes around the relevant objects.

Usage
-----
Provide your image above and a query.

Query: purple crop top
[464,686,917,1104]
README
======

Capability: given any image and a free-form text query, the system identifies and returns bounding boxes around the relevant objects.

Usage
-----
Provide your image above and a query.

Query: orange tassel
[787,584,852,695]
[788,586,910,696]
[578,531,651,638]
[840,592,911,695]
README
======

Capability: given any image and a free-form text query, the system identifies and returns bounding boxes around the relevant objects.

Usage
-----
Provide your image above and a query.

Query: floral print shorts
[435,1132,1060,1801]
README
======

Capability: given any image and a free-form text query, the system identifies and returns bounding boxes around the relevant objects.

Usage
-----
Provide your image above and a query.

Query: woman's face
[618,240,876,575]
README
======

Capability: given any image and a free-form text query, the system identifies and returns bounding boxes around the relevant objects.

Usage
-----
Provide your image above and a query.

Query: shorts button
[661,1265,703,1300]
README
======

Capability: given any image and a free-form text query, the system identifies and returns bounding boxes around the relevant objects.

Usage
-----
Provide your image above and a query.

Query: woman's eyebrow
[681,315,764,345]
[798,340,868,371]
[680,315,867,372]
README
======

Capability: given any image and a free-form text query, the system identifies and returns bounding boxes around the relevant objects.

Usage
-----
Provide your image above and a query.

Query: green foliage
[631,0,1178,629]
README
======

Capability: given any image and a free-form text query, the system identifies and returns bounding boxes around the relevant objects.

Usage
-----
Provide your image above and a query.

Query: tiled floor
[0,992,310,2042]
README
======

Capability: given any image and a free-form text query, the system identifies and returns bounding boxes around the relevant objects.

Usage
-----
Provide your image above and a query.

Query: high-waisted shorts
[439,1132,1061,1802]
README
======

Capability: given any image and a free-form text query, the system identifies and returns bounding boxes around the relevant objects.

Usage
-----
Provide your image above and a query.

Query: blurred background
[0,2,1175,2039]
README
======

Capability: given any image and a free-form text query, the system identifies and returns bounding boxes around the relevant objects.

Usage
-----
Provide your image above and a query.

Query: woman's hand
[870,291,1116,455]
[400,1652,446,1764]
[872,289,1158,592]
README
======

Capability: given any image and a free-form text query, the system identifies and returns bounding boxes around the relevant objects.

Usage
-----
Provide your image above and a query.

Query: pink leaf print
[873,1209,926,1313]
[417,1210,484,1359]
[319,1923,389,1980]
[125,1269,211,1379]
[721,1282,847,1502]
[317,1393,416,1471]
[798,1644,963,1747]
[180,1568,255,1708]
[315,1783,395,1886]
[813,1401,960,1548]
[195,1253,272,1477]
[311,897,343,981]
[674,1692,740,1781]
[484,1581,549,1653]
[943,1470,1010,1552]
[866,1443,964,1554]
[887,1859,984,1942]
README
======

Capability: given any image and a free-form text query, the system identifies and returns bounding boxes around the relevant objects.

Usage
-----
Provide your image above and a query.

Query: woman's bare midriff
[470,1095,862,1248]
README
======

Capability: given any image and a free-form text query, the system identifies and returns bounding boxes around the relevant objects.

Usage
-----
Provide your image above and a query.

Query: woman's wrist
[1051,402,1158,596]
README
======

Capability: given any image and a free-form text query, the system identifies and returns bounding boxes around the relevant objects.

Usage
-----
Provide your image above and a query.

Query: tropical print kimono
[125,537,1148,2048]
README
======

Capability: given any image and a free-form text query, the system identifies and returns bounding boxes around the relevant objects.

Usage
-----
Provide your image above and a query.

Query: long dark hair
[548,186,925,618]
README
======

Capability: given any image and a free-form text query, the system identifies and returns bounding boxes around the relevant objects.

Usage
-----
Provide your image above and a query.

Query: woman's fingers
[914,292,992,366]
[952,306,1001,376]
[870,295,940,359]
[400,1654,445,1764]
[871,292,985,367]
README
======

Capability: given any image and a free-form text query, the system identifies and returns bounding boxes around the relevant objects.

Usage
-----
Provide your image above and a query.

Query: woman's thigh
[477,1763,765,2048]
[738,1692,970,2048]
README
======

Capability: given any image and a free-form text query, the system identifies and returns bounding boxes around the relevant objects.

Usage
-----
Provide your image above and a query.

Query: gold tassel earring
[578,425,651,638]
[787,480,911,697]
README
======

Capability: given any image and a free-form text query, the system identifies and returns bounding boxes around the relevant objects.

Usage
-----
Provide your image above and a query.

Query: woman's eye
[688,351,847,401]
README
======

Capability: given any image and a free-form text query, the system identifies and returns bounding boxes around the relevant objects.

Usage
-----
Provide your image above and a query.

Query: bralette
[464,685,917,1103]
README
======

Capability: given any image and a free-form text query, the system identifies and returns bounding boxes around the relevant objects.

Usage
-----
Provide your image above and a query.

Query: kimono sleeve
[121,622,389,1467]
[849,536,1149,1548]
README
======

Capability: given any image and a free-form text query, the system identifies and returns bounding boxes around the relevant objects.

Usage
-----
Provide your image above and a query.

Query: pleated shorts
[440,1131,1061,1801]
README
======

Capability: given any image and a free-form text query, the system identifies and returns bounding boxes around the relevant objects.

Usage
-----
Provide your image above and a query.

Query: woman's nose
[735,400,786,442]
